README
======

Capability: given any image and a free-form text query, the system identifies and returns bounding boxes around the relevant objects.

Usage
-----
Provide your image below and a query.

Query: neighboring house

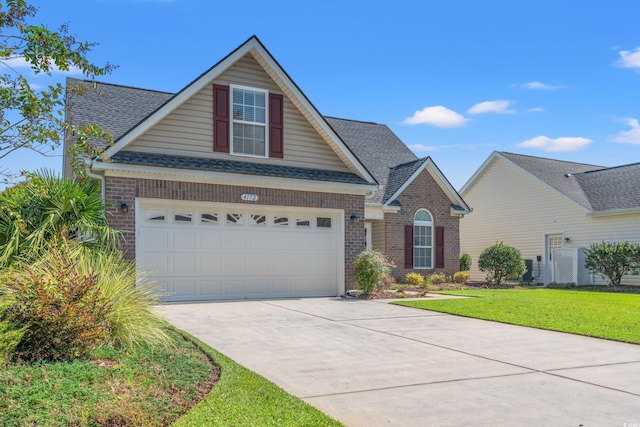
[460,151,640,286]
[65,36,470,302]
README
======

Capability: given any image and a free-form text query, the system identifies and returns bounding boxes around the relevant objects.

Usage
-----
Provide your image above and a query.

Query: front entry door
[545,234,564,285]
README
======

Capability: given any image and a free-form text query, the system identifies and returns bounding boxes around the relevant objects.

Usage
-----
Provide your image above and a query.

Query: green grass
[174,333,343,427]
[0,327,215,426]
[0,327,343,426]
[394,289,640,344]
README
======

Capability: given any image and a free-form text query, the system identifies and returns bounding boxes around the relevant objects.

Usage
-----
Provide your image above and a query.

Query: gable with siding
[125,52,351,173]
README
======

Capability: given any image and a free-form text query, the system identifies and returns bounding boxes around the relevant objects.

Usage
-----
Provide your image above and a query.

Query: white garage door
[136,200,343,301]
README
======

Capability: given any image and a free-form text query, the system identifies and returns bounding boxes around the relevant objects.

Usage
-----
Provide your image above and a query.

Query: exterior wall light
[120,203,129,214]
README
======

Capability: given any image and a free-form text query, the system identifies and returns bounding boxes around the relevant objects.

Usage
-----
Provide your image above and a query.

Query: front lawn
[394,289,640,344]
[0,327,343,427]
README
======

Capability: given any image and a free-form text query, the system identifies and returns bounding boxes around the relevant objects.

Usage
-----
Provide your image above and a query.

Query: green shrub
[478,241,526,285]
[453,271,471,284]
[354,250,394,294]
[459,253,472,271]
[1,250,114,361]
[584,241,640,286]
[0,321,24,365]
[427,272,448,285]
[405,272,425,286]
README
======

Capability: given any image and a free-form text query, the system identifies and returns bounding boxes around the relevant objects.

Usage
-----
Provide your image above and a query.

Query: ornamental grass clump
[354,250,394,294]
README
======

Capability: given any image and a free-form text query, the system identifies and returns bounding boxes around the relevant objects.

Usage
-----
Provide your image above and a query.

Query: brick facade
[384,169,460,279]
[105,177,365,290]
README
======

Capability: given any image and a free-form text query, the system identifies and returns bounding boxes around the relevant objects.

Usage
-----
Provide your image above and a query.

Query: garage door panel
[224,280,245,296]
[172,232,195,250]
[199,280,222,297]
[172,256,196,274]
[224,234,245,250]
[223,255,246,274]
[172,280,196,297]
[138,202,340,301]
[198,256,220,274]
[199,233,221,249]
[141,255,169,274]
[246,279,269,296]
[141,229,169,252]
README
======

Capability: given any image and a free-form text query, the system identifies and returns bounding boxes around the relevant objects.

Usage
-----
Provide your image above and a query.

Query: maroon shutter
[269,93,284,158]
[213,84,230,153]
[404,225,414,269]
[435,226,445,269]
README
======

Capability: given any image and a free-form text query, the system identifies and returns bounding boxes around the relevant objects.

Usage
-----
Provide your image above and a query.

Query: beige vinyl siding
[125,53,350,172]
[371,220,386,252]
[460,158,640,286]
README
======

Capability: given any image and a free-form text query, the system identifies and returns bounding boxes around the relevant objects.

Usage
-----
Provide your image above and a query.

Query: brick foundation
[105,177,365,290]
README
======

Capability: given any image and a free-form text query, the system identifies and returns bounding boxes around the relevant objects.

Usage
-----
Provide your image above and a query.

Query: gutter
[85,160,106,205]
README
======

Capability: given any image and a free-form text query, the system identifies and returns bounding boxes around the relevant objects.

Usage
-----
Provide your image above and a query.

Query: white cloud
[408,144,440,152]
[527,107,544,113]
[403,106,467,128]
[523,81,564,90]
[610,118,640,144]
[615,47,640,69]
[468,100,515,115]
[518,136,592,152]
[1,56,82,75]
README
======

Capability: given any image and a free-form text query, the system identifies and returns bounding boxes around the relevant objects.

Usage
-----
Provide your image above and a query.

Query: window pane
[233,123,243,137]
[255,92,265,107]
[414,210,432,222]
[226,213,243,225]
[245,106,255,122]
[174,212,192,222]
[146,209,165,221]
[244,91,254,105]
[233,105,243,120]
[274,216,288,226]
[317,217,332,228]
[296,218,310,227]
[233,89,243,104]
[201,213,218,224]
[255,107,265,123]
[250,214,266,225]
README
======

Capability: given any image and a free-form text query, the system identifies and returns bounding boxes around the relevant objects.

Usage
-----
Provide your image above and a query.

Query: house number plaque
[241,194,259,201]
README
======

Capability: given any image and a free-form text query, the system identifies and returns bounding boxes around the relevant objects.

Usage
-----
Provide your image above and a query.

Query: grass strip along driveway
[395,289,640,345]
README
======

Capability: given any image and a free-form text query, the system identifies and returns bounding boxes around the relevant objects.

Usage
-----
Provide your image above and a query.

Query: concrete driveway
[162,297,640,426]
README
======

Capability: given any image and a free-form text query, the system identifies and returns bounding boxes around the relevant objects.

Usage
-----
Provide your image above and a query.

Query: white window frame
[230,84,269,159]
[414,209,433,269]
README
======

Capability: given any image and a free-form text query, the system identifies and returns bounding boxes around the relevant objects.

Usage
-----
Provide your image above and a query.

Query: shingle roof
[68,79,446,199]
[107,151,370,185]
[499,152,640,212]
[324,117,418,203]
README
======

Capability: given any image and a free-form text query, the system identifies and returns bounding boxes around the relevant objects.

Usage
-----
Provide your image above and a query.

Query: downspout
[85,160,106,208]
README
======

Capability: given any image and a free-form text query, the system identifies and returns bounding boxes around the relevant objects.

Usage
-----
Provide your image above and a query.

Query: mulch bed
[346,281,640,299]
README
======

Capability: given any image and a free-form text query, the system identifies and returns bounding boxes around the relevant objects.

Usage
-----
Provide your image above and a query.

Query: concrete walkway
[162,297,640,426]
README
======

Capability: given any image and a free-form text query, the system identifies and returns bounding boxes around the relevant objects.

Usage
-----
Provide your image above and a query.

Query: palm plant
[0,170,120,266]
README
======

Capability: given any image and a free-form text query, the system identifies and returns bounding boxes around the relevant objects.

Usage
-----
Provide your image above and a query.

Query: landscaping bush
[584,241,640,286]
[405,272,425,286]
[426,272,448,285]
[459,253,472,271]
[1,250,114,361]
[478,241,526,285]
[453,271,471,284]
[0,170,120,267]
[380,273,395,286]
[354,250,394,294]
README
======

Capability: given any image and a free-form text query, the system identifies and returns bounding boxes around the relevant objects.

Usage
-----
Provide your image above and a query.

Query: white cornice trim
[586,207,640,217]
[92,162,377,195]
[383,158,471,214]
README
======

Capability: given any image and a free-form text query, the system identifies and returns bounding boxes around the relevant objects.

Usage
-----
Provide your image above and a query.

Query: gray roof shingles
[68,79,450,200]
[499,151,640,212]
[107,151,370,185]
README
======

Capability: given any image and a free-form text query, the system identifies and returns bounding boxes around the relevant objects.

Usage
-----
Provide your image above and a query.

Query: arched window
[414,209,433,269]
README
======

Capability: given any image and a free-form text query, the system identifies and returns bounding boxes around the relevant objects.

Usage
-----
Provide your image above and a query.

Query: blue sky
[6,0,640,190]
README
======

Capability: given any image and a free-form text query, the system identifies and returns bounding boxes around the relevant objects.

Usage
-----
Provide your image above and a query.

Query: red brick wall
[384,169,460,280]
[104,177,365,290]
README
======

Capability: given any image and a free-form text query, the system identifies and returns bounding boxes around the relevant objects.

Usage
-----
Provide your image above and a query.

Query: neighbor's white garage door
[136,200,342,301]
